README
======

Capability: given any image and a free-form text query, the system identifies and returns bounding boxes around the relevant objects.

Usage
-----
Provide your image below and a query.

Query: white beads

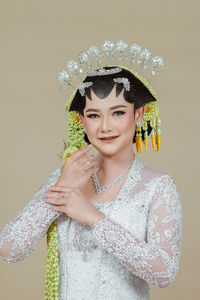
[57,40,165,92]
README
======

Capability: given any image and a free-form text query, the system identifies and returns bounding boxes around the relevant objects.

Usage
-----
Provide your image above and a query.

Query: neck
[96,145,135,184]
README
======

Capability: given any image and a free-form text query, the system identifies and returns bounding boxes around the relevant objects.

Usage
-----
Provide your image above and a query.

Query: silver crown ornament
[57,40,164,94]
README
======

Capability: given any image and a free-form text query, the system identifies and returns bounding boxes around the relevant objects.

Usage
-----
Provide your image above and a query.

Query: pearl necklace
[91,155,136,194]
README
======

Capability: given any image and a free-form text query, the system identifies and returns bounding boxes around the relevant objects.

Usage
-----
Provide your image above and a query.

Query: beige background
[0,0,199,299]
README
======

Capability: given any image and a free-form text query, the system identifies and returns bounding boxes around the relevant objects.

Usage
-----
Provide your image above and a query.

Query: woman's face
[78,84,144,157]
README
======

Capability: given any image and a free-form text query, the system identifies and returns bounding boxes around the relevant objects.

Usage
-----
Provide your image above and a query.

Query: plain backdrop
[0,0,199,299]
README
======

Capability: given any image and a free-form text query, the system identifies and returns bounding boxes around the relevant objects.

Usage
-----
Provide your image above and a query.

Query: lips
[99,136,118,140]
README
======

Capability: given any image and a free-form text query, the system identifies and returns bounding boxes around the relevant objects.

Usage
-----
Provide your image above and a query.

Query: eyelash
[86,111,126,118]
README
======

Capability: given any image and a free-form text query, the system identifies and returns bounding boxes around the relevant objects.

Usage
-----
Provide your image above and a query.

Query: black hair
[69,66,156,144]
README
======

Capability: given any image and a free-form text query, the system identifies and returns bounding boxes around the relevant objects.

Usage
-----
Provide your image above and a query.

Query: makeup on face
[79,85,136,152]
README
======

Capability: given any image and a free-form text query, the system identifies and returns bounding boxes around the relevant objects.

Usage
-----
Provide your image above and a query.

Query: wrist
[88,211,106,229]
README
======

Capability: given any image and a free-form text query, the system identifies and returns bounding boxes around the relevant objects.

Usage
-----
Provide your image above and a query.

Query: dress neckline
[92,154,145,207]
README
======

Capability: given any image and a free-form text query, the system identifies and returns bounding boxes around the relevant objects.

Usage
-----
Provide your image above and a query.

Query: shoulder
[140,162,180,195]
[142,165,182,208]
[141,161,172,182]
[140,157,165,177]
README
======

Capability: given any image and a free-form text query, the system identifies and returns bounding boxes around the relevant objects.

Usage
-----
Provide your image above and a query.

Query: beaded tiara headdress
[57,40,164,93]
[44,40,165,300]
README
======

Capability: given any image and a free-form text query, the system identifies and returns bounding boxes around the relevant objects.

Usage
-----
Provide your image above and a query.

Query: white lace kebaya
[0,155,182,300]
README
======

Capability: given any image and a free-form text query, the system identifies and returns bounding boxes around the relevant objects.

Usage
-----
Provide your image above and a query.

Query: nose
[100,116,112,133]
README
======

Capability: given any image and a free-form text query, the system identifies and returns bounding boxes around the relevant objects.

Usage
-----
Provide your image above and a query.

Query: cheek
[118,113,135,132]
[85,120,98,133]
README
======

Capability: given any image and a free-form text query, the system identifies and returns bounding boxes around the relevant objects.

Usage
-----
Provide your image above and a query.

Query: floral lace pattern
[72,221,98,261]
[93,175,182,288]
[0,167,62,263]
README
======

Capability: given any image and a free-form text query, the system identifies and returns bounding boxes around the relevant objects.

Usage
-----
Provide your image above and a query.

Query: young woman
[0,63,182,299]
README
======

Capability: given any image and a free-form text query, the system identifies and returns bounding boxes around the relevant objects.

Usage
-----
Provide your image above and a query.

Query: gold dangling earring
[136,120,143,154]
[156,117,161,151]
[142,119,149,152]
[150,119,157,151]
[144,130,148,151]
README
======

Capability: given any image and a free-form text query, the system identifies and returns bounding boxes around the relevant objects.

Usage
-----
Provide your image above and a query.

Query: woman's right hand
[55,145,99,189]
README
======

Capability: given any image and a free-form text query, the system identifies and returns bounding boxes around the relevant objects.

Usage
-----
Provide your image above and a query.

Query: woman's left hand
[45,186,105,228]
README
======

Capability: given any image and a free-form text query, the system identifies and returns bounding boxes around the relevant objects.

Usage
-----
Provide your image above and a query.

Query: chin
[91,139,123,156]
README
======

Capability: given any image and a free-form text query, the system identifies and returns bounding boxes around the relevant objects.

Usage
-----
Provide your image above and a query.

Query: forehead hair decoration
[45,40,165,300]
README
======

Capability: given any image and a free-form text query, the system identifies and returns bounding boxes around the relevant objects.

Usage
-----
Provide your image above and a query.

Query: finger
[81,159,99,171]
[45,197,67,206]
[78,154,98,165]
[86,165,100,176]
[52,205,66,212]
[74,156,97,170]
[46,191,63,198]
[49,186,75,192]
[69,144,92,162]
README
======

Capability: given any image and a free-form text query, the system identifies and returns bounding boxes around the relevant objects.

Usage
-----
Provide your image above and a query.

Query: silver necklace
[91,155,136,194]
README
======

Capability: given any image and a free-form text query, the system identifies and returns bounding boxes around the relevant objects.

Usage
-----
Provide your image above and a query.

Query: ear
[135,105,145,122]
[78,112,86,127]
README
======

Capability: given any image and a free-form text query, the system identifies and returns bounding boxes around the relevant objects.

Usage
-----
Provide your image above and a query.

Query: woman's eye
[87,114,99,118]
[113,111,125,116]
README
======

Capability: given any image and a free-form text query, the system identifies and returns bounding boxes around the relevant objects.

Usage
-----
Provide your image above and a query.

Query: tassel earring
[136,120,143,154]
[135,102,162,154]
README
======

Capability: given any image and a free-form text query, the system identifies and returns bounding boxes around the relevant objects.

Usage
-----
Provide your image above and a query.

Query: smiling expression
[78,84,144,156]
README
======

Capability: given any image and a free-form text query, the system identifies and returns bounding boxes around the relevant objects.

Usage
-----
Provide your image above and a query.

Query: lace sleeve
[93,175,182,288]
[0,167,62,263]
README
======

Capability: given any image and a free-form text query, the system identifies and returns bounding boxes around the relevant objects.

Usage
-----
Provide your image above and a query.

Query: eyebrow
[85,105,128,113]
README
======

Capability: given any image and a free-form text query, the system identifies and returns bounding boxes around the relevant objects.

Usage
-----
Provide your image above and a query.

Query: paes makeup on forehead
[85,105,128,113]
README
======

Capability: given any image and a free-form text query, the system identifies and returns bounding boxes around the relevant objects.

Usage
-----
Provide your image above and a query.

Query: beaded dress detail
[0,155,182,300]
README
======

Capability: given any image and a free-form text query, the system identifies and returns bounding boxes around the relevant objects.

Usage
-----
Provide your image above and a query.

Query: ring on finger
[59,192,65,200]
[86,161,91,170]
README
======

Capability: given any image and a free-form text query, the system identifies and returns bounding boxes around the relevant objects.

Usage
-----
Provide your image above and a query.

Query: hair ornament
[78,81,93,96]
[129,43,142,64]
[114,40,128,64]
[87,67,122,77]
[57,40,164,93]
[57,70,73,91]
[78,51,91,70]
[151,56,164,76]
[113,77,130,91]
[66,60,83,81]
[138,48,152,71]
[87,46,102,67]
[102,40,115,63]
